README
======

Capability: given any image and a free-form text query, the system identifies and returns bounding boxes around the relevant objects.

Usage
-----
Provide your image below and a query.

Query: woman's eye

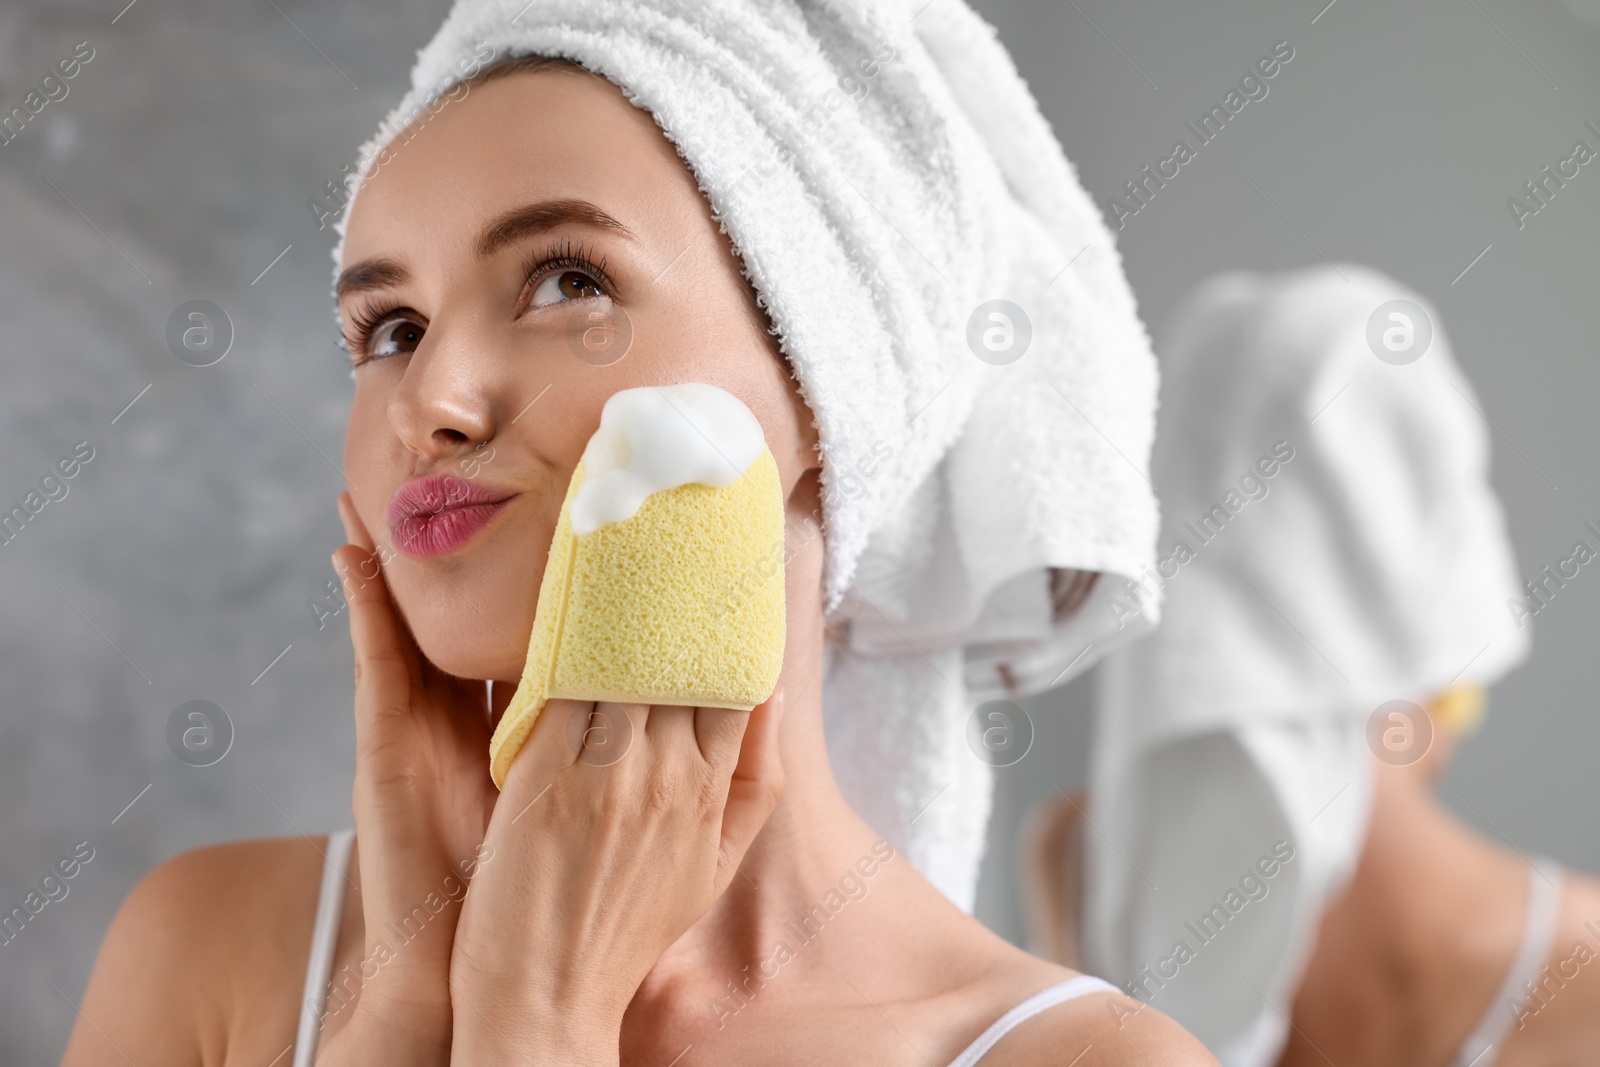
[531,270,606,307]
[366,317,425,359]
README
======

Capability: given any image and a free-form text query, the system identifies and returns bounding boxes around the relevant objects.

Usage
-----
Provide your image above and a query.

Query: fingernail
[331,553,352,594]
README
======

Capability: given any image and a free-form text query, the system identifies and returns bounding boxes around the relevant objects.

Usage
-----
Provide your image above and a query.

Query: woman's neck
[630,546,915,1001]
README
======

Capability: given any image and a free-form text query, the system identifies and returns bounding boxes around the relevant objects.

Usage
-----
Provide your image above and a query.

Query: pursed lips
[387,473,518,558]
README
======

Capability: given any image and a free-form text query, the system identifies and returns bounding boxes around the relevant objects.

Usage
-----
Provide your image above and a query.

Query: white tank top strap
[945,974,1120,1067]
[292,829,356,1067]
[1449,855,1564,1067]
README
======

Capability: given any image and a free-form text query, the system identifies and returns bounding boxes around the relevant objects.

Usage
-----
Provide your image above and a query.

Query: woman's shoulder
[987,971,1218,1066]
[133,831,327,902]
[948,940,1217,1066]
[113,833,329,966]
[61,835,330,1066]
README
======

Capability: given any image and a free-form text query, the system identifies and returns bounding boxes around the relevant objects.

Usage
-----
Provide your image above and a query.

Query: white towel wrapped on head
[332,0,1163,911]
[1084,263,1530,1065]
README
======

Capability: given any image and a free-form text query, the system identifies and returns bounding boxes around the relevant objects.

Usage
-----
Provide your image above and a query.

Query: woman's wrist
[448,972,623,1067]
[326,951,456,1025]
[449,1023,620,1067]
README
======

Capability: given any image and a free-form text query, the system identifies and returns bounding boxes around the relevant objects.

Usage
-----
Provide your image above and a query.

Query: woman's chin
[414,633,526,683]
[425,643,524,684]
[387,569,537,682]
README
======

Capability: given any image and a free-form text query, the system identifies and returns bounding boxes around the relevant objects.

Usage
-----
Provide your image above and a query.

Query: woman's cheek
[343,392,396,538]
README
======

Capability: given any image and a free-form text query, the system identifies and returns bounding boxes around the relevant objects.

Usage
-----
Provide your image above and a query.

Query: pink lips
[386,473,517,559]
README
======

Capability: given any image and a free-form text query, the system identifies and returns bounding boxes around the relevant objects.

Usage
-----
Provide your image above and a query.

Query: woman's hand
[314,491,501,1065]
[448,691,786,1065]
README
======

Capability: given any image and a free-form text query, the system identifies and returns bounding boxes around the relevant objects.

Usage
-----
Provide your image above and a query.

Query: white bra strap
[945,974,1120,1067]
[292,829,357,1067]
[1450,856,1564,1067]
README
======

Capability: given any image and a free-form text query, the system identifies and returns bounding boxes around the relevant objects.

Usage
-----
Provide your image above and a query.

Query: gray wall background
[0,1,1595,1061]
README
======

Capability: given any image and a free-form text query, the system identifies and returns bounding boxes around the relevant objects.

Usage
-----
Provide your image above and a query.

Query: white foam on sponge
[570,383,766,536]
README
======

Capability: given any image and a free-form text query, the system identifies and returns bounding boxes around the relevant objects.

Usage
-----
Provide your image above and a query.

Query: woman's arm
[312,494,502,1065]
[59,837,337,1067]
[59,847,223,1067]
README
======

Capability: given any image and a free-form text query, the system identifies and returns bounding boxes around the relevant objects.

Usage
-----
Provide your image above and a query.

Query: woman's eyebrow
[475,198,636,258]
[336,258,409,301]
[336,200,635,300]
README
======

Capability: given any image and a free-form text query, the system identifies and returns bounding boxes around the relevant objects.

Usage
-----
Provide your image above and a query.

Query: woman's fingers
[334,490,408,709]
[492,689,783,905]
[501,698,589,798]
[710,689,785,895]
[457,688,785,1024]
[337,490,378,552]
[689,701,749,766]
[333,542,418,751]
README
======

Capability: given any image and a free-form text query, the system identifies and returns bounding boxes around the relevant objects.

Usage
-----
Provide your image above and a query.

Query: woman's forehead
[340,70,694,267]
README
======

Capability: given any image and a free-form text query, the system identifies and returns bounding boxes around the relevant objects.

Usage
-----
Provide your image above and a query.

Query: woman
[60,2,1212,1064]
[1028,264,1600,1066]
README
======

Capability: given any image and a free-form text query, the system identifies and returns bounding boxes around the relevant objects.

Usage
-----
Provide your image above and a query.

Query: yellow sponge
[488,447,787,788]
[1428,684,1486,738]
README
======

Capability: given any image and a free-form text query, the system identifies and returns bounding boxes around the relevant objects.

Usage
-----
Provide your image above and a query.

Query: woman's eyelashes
[520,238,612,311]
[343,305,426,367]
[342,240,614,368]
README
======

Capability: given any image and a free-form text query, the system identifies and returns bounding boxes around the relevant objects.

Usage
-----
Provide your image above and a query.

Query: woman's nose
[386,325,501,460]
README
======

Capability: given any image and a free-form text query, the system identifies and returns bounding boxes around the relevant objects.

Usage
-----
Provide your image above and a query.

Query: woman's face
[338,67,818,681]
